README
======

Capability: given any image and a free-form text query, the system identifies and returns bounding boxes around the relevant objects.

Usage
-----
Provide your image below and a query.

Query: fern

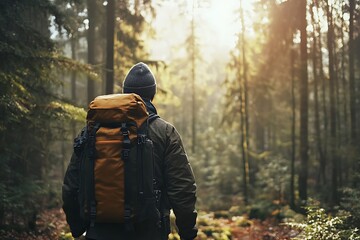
[287,204,360,240]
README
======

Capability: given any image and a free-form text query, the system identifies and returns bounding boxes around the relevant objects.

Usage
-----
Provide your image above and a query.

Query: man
[62,62,198,240]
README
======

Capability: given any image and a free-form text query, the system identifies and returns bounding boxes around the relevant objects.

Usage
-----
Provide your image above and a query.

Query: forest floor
[0,208,301,240]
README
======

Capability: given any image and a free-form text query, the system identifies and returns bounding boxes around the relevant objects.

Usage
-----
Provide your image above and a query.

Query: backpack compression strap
[88,123,101,227]
[121,123,132,160]
[121,122,136,231]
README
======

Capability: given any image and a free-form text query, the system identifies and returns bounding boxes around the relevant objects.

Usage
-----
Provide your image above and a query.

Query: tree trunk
[191,0,196,153]
[70,38,77,102]
[105,0,115,94]
[298,0,309,204]
[87,0,96,103]
[239,0,249,204]
[340,16,348,145]
[70,37,78,176]
[339,13,348,186]
[348,0,360,182]
[290,45,296,210]
[349,0,356,146]
[255,112,265,152]
[310,4,325,189]
[316,1,328,185]
[240,0,252,187]
[326,0,338,206]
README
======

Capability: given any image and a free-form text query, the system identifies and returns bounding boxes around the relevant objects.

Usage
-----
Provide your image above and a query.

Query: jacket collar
[142,98,157,115]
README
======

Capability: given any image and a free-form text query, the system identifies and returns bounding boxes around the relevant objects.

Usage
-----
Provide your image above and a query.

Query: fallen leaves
[0,208,300,240]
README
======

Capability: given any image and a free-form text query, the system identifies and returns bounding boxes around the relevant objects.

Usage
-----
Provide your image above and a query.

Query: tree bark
[87,0,96,103]
[298,0,309,204]
[70,38,77,102]
[315,0,328,184]
[191,0,196,153]
[290,45,296,210]
[240,0,249,204]
[349,0,356,145]
[105,0,115,94]
[310,4,325,189]
[339,12,348,186]
[326,0,338,206]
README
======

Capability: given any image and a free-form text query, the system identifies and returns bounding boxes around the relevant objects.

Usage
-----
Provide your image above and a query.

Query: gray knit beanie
[122,62,157,100]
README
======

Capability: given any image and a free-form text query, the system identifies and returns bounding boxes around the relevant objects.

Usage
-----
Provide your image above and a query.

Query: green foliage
[279,205,306,223]
[59,231,86,240]
[169,211,234,240]
[0,0,90,229]
[288,204,360,240]
[114,0,156,85]
[232,216,252,227]
[196,212,232,240]
[188,133,242,211]
[248,200,279,220]
[59,232,74,240]
[341,186,360,228]
[1,180,46,228]
[255,154,290,202]
[49,101,86,122]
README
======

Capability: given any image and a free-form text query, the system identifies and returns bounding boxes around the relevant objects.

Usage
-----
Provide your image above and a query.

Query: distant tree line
[222,0,360,212]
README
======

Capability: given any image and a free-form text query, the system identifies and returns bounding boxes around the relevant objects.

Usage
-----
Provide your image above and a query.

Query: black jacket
[62,101,198,240]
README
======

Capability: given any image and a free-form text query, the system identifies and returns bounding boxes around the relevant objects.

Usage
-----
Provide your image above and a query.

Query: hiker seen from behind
[62,62,198,240]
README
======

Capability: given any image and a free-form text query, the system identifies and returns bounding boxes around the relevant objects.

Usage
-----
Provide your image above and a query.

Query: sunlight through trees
[1,0,360,239]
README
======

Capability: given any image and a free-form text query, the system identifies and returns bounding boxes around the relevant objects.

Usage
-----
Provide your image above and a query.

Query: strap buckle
[122,149,130,159]
[90,201,97,227]
[138,134,146,144]
[124,208,132,220]
[124,207,134,231]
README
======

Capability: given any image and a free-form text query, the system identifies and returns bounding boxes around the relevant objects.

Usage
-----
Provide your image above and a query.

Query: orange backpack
[74,93,160,229]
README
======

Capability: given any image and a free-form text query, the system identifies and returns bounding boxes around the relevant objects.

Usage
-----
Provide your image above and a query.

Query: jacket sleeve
[62,152,86,238]
[164,125,198,240]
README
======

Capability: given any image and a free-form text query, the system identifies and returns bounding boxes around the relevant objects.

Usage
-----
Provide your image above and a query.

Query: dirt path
[228,219,299,240]
[0,208,299,240]
[194,213,299,240]
[0,208,69,240]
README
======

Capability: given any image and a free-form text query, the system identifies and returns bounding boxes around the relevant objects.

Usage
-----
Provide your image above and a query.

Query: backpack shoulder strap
[139,113,159,136]
[73,126,88,157]
[87,123,101,227]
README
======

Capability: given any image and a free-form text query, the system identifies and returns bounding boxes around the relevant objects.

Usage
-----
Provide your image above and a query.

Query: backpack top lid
[87,93,148,128]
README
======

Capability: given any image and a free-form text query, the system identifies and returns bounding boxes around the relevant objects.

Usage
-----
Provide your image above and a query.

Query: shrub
[287,204,360,240]
[341,187,360,228]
